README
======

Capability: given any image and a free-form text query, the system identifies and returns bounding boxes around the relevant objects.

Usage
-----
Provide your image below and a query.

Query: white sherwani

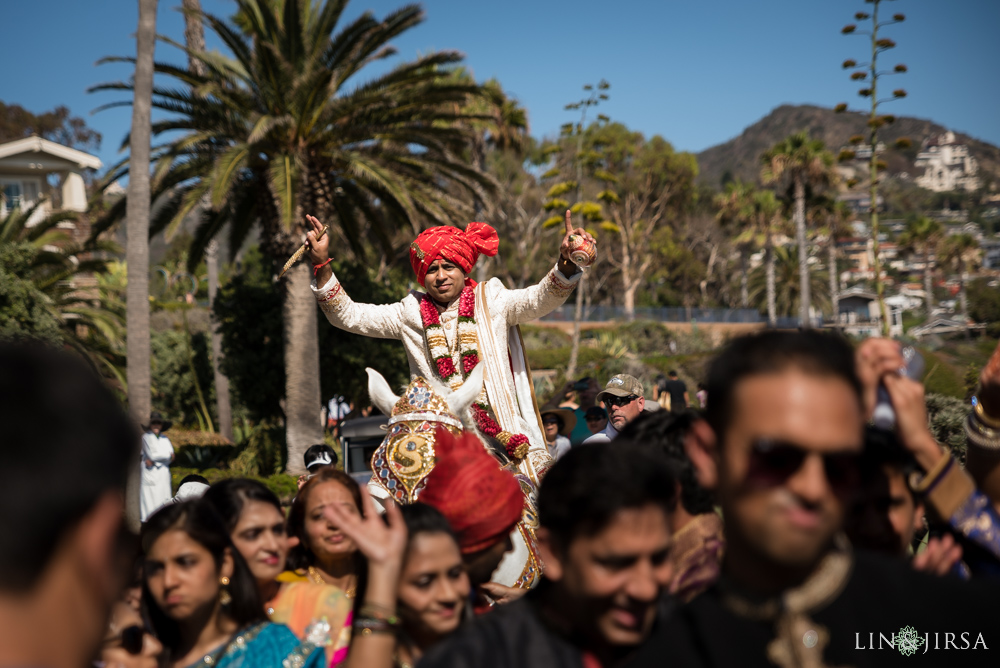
[312,263,580,482]
[140,431,174,521]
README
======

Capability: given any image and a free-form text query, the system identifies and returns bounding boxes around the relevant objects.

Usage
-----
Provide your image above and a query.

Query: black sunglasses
[604,395,638,408]
[748,438,860,490]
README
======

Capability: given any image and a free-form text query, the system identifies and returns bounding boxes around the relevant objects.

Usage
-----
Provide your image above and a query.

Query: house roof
[0,136,102,170]
[838,287,877,301]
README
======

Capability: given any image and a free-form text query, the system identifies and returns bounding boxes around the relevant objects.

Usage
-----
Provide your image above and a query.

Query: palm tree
[0,202,126,384]
[939,233,981,318]
[761,132,835,328]
[749,245,830,321]
[715,181,756,309]
[121,0,158,530]
[92,0,497,471]
[811,197,854,323]
[733,189,783,326]
[182,0,233,441]
[898,216,944,319]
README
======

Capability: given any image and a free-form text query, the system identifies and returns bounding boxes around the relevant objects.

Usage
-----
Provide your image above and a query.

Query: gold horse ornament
[365,365,543,589]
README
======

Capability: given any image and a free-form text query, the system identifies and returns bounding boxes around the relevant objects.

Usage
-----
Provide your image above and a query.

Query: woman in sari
[202,479,352,665]
[325,498,470,668]
[141,500,324,668]
[286,469,366,598]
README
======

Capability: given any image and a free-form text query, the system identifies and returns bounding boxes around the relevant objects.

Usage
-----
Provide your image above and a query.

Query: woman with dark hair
[286,469,365,598]
[141,500,324,668]
[391,503,471,667]
[202,479,352,665]
[319,497,468,668]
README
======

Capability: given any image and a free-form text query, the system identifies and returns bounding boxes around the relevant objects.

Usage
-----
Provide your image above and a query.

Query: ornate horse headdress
[365,365,483,504]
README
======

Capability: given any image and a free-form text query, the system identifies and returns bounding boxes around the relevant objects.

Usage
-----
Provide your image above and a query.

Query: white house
[831,287,903,338]
[914,131,979,193]
[0,136,102,226]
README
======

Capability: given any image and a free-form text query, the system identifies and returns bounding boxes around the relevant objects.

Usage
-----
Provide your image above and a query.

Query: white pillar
[61,171,87,211]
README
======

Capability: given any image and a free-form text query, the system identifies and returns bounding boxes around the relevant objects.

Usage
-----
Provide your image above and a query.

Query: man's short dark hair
[668,370,678,377]
[0,342,138,592]
[616,411,715,515]
[538,442,676,547]
[705,330,862,442]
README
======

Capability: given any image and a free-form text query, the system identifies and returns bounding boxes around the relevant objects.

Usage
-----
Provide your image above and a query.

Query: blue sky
[3,0,998,175]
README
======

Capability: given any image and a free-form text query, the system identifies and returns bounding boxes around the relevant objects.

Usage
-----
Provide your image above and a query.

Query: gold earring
[219,576,232,606]
[220,576,230,586]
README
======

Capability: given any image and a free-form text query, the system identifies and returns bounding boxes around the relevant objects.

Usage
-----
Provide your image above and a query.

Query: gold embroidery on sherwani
[719,536,854,668]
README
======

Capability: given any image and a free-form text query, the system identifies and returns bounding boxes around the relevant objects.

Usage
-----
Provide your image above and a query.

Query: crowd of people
[7,213,1000,668]
[6,329,1000,668]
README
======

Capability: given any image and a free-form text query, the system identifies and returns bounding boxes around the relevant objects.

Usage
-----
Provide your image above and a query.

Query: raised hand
[304,214,330,266]
[322,488,407,569]
[559,209,595,262]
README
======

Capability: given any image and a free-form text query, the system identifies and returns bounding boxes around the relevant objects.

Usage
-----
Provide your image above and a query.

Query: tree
[939,233,981,318]
[737,189,784,325]
[181,0,233,441]
[811,197,854,322]
[123,0,158,529]
[715,181,757,308]
[597,126,698,320]
[539,80,609,379]
[0,101,101,150]
[898,215,943,318]
[93,0,496,472]
[0,202,125,384]
[837,1,910,335]
[761,132,835,328]
[749,245,830,320]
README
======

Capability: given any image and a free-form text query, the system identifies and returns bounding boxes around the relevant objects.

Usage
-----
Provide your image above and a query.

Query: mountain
[695,104,1000,190]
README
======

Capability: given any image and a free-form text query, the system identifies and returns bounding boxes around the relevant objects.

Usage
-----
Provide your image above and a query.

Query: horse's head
[366,364,484,503]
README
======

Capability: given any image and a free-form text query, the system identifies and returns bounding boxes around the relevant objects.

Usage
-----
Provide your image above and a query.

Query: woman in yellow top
[202,478,352,665]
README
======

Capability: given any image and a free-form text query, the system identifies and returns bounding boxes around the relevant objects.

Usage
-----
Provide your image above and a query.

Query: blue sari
[184,621,324,668]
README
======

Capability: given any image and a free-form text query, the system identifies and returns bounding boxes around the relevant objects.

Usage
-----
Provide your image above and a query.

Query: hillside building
[914,131,979,192]
[0,135,101,243]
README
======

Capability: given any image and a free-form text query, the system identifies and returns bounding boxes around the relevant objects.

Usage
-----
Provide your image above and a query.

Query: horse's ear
[447,363,484,416]
[366,368,399,416]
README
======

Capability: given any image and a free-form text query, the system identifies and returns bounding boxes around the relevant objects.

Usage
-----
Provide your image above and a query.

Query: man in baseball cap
[584,374,646,444]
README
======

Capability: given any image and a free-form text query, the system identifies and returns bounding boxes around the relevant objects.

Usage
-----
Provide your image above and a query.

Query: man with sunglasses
[0,342,139,668]
[584,374,646,444]
[630,330,998,668]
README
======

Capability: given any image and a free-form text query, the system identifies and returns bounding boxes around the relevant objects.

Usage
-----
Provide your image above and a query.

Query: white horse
[365,365,542,589]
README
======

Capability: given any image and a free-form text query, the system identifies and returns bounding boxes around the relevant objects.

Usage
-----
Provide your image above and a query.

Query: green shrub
[925,393,969,463]
[171,467,299,503]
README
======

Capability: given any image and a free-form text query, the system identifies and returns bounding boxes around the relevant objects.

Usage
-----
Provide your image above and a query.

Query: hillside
[696,104,1000,190]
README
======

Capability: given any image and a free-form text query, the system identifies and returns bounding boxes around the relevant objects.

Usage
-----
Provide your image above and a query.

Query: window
[2,182,23,210]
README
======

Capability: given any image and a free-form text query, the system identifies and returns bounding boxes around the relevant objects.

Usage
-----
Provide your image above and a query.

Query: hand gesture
[857,338,943,471]
[322,489,407,570]
[304,215,330,265]
[912,533,963,577]
[855,338,906,420]
[559,210,595,261]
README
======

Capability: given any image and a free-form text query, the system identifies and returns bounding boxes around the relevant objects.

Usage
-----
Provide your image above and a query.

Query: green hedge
[171,467,299,503]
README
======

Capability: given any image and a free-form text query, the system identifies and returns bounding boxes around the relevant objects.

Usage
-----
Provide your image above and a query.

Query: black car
[338,414,388,486]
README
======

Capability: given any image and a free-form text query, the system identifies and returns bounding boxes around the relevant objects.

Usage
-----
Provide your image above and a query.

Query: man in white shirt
[583,374,646,444]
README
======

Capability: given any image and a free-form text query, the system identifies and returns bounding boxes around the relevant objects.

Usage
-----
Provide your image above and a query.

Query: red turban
[409,223,499,286]
[419,429,524,554]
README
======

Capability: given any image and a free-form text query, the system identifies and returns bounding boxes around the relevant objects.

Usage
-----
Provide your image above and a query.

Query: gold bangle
[974,400,1000,430]
[909,451,953,494]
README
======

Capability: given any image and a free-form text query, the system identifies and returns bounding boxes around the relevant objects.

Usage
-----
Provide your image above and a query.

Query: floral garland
[420,286,530,459]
